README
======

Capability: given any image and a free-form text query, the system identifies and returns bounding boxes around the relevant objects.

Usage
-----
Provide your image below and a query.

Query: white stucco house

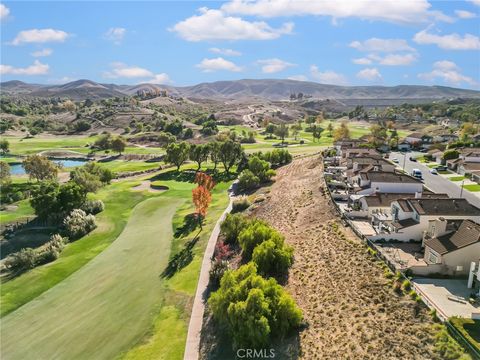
[369,198,480,242]
[354,171,423,196]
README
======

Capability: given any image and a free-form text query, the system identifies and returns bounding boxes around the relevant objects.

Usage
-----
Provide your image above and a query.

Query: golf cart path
[183,197,233,360]
[1,196,184,360]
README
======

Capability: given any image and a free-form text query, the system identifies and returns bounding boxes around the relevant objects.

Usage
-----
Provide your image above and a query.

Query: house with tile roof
[421,219,480,276]
[369,198,480,242]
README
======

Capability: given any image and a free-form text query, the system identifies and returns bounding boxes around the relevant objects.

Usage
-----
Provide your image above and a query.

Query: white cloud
[310,65,348,85]
[349,38,415,52]
[209,47,242,56]
[352,57,373,65]
[455,10,477,19]
[413,28,480,50]
[468,0,480,6]
[356,67,383,82]
[196,57,242,72]
[104,27,126,44]
[170,8,293,41]
[288,75,308,81]
[0,4,10,20]
[143,73,171,84]
[418,60,477,86]
[11,29,69,45]
[0,60,49,75]
[257,58,295,73]
[103,62,171,83]
[221,0,451,24]
[47,76,78,84]
[31,48,53,57]
[378,53,417,66]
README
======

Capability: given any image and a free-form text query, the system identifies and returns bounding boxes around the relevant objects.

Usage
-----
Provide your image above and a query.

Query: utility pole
[402,152,407,171]
[460,180,465,198]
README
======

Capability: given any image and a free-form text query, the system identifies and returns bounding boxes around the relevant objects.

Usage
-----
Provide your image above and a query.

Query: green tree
[333,122,350,141]
[274,124,289,144]
[220,213,250,244]
[265,124,276,138]
[0,139,9,154]
[238,220,283,260]
[209,142,221,171]
[238,169,260,192]
[209,263,302,348]
[442,149,460,161]
[94,133,112,150]
[369,124,388,147]
[247,156,275,182]
[327,122,334,136]
[252,238,294,278]
[0,161,11,187]
[70,167,102,193]
[111,136,127,155]
[189,144,210,170]
[165,141,190,171]
[219,140,243,174]
[22,155,60,182]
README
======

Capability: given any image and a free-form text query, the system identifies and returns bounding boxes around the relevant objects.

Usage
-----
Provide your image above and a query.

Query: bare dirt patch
[248,155,440,359]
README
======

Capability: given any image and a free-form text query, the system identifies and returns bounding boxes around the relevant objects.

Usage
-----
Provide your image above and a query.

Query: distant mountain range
[1,79,479,101]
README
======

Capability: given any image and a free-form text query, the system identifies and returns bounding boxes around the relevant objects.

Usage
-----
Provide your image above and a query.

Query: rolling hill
[1,78,479,101]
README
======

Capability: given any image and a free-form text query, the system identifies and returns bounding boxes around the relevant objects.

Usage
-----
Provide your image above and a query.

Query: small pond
[9,159,88,175]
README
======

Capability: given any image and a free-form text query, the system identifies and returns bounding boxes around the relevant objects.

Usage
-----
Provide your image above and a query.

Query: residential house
[397,141,411,151]
[433,134,459,143]
[448,150,480,173]
[346,191,448,220]
[421,219,480,276]
[354,171,423,196]
[340,147,380,159]
[405,132,431,146]
[370,198,480,242]
[427,149,444,164]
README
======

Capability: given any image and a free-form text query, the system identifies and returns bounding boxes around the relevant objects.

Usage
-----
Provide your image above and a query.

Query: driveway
[391,151,480,208]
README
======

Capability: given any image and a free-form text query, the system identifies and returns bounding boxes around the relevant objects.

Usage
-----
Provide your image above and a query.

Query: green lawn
[0,180,158,316]
[463,184,480,192]
[450,317,480,352]
[97,160,161,173]
[0,199,34,224]
[449,176,466,182]
[1,167,231,360]
[1,195,184,360]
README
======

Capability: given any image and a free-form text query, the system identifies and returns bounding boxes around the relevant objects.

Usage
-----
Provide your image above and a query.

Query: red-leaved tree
[192,172,214,226]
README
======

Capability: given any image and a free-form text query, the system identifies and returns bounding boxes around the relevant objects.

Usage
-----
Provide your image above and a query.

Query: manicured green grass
[449,176,466,182]
[97,160,161,172]
[450,317,480,352]
[5,135,96,155]
[1,195,184,360]
[463,184,480,192]
[0,199,34,224]
[0,180,157,316]
[1,167,231,359]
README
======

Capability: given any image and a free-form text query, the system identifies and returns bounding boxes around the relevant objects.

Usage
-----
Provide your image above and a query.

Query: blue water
[9,159,88,175]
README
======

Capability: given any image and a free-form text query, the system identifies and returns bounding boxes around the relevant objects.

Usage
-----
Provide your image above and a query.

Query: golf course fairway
[1,196,184,360]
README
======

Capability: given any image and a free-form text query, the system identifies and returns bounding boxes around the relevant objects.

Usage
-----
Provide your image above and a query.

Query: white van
[411,169,422,179]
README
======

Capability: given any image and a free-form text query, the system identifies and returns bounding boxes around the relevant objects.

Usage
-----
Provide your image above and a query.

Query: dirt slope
[250,156,439,359]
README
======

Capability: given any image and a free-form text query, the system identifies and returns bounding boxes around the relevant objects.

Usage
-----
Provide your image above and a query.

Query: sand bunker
[131,181,168,193]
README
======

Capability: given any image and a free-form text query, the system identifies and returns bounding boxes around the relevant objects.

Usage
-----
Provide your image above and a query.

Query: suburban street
[391,151,480,208]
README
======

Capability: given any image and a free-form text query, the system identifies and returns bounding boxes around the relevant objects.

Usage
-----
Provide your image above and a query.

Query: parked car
[411,168,423,179]
[409,156,417,162]
[430,168,438,175]
[392,158,399,163]
[436,165,447,171]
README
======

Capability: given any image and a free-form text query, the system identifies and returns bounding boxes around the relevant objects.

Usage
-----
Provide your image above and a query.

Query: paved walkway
[183,197,233,360]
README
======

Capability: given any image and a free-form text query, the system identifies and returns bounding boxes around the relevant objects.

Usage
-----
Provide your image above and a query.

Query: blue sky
[1,1,479,89]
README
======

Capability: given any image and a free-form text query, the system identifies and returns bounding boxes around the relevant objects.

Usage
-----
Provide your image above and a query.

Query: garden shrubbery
[231,196,251,213]
[63,209,97,240]
[81,199,105,215]
[209,262,302,348]
[210,214,300,349]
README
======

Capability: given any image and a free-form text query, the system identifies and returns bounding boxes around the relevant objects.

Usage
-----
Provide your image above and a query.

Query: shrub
[5,248,37,271]
[214,240,232,261]
[63,209,97,240]
[209,263,302,348]
[238,220,282,260]
[81,199,105,214]
[402,279,411,292]
[209,259,229,288]
[238,169,260,192]
[38,234,67,264]
[231,196,251,213]
[220,213,249,244]
[252,238,294,278]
